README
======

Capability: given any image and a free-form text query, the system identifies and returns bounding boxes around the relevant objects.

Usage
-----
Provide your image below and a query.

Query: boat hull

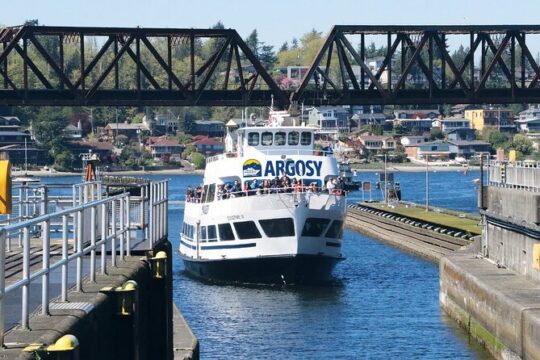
[181,254,342,285]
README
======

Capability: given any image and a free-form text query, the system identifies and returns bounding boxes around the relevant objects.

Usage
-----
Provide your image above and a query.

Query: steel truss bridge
[1,25,540,107]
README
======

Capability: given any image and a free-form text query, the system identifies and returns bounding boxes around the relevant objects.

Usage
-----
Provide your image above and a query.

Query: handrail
[0,178,169,345]
[487,160,540,192]
[206,149,334,164]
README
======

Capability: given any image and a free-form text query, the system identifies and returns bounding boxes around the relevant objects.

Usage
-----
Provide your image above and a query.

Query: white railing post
[90,205,96,282]
[111,200,117,267]
[18,187,23,247]
[126,196,131,256]
[148,184,154,245]
[101,202,107,275]
[119,196,125,260]
[21,226,29,329]
[0,230,6,346]
[41,219,50,315]
[164,181,168,237]
[61,215,68,302]
[76,205,83,292]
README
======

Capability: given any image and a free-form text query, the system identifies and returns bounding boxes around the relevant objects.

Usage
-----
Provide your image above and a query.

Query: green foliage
[180,112,195,134]
[182,144,196,159]
[393,123,405,135]
[190,152,206,169]
[118,144,152,167]
[52,150,73,171]
[32,107,70,154]
[430,127,444,140]
[510,134,534,156]
[177,133,194,145]
[486,130,508,149]
[371,124,383,136]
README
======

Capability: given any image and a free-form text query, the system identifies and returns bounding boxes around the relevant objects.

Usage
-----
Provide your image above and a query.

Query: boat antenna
[270,94,274,112]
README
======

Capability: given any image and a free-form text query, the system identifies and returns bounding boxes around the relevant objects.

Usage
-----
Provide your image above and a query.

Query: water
[42,171,490,359]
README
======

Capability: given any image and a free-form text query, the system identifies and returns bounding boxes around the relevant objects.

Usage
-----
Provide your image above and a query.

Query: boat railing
[186,185,346,204]
[206,149,334,164]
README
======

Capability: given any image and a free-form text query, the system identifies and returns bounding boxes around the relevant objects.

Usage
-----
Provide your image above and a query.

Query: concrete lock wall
[485,187,540,225]
[484,187,540,282]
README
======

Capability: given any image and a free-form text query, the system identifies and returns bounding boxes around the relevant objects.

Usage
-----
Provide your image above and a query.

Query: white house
[308,106,350,133]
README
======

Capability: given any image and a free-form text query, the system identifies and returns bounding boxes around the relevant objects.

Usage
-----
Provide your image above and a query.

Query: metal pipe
[76,206,83,292]
[101,202,107,275]
[111,199,117,267]
[119,196,124,260]
[61,215,68,302]
[41,219,50,315]
[21,226,29,329]
[90,205,96,282]
[126,196,131,256]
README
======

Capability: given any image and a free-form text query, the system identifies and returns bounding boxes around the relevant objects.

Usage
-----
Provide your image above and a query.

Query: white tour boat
[179,110,347,284]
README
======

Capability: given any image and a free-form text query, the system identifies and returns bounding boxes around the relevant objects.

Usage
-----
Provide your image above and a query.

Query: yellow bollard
[0,160,11,214]
[148,251,168,279]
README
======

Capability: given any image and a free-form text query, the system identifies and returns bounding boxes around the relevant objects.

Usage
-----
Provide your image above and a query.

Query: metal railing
[206,149,333,164]
[488,160,540,192]
[0,178,169,345]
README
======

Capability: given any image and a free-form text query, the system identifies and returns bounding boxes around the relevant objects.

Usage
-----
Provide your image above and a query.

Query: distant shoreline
[13,168,205,178]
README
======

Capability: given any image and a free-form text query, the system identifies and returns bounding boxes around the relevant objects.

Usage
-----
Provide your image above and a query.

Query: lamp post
[425,154,429,212]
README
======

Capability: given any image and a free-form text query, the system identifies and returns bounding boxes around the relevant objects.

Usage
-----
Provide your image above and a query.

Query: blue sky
[4,0,540,49]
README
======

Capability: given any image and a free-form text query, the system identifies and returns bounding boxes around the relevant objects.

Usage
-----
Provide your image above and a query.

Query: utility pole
[384,152,388,205]
[425,155,429,211]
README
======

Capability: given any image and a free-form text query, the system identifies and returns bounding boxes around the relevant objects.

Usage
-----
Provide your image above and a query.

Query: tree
[180,112,195,134]
[430,127,444,140]
[259,44,277,70]
[487,130,508,149]
[245,30,259,56]
[279,42,289,52]
[291,38,299,49]
[190,152,206,169]
[510,134,534,156]
[32,107,70,156]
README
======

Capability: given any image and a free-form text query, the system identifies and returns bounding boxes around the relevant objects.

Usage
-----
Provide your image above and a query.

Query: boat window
[301,132,312,146]
[301,218,331,237]
[248,132,259,146]
[207,225,217,242]
[325,220,344,239]
[218,223,235,241]
[288,131,299,145]
[233,221,262,239]
[201,226,207,242]
[259,218,295,237]
[261,132,273,146]
[206,184,216,203]
[202,185,209,203]
[275,132,286,146]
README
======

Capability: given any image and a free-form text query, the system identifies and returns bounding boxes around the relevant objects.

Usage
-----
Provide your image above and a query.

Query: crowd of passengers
[186,175,346,202]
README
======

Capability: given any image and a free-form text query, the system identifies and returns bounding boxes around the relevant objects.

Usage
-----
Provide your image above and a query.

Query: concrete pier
[440,161,540,360]
[0,179,198,359]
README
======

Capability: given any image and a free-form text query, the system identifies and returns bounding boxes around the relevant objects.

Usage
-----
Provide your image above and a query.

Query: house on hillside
[432,118,471,133]
[191,137,224,156]
[308,106,350,133]
[193,120,225,137]
[147,137,184,161]
[465,108,515,132]
[359,135,396,153]
[104,122,149,139]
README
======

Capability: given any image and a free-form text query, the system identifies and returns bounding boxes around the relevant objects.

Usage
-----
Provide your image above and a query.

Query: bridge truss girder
[292,25,540,106]
[0,26,288,107]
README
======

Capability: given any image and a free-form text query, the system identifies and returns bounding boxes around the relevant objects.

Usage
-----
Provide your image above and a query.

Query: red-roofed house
[191,137,224,156]
[147,137,184,161]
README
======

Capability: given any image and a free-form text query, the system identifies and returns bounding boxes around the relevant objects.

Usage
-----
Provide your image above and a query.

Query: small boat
[338,162,361,191]
[179,109,347,284]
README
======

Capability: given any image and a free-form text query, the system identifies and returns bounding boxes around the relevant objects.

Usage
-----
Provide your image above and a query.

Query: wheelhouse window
[325,220,344,239]
[233,221,262,239]
[218,223,235,241]
[301,218,330,237]
[207,225,217,242]
[205,184,216,203]
[275,132,286,146]
[261,132,273,146]
[248,132,259,146]
[259,218,295,237]
[288,131,299,146]
[301,132,312,146]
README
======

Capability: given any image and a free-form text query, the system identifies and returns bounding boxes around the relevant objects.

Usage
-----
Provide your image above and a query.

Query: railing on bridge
[488,160,540,192]
[0,178,168,344]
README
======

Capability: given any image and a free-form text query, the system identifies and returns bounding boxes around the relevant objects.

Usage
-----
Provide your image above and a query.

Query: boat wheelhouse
[180,111,347,284]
